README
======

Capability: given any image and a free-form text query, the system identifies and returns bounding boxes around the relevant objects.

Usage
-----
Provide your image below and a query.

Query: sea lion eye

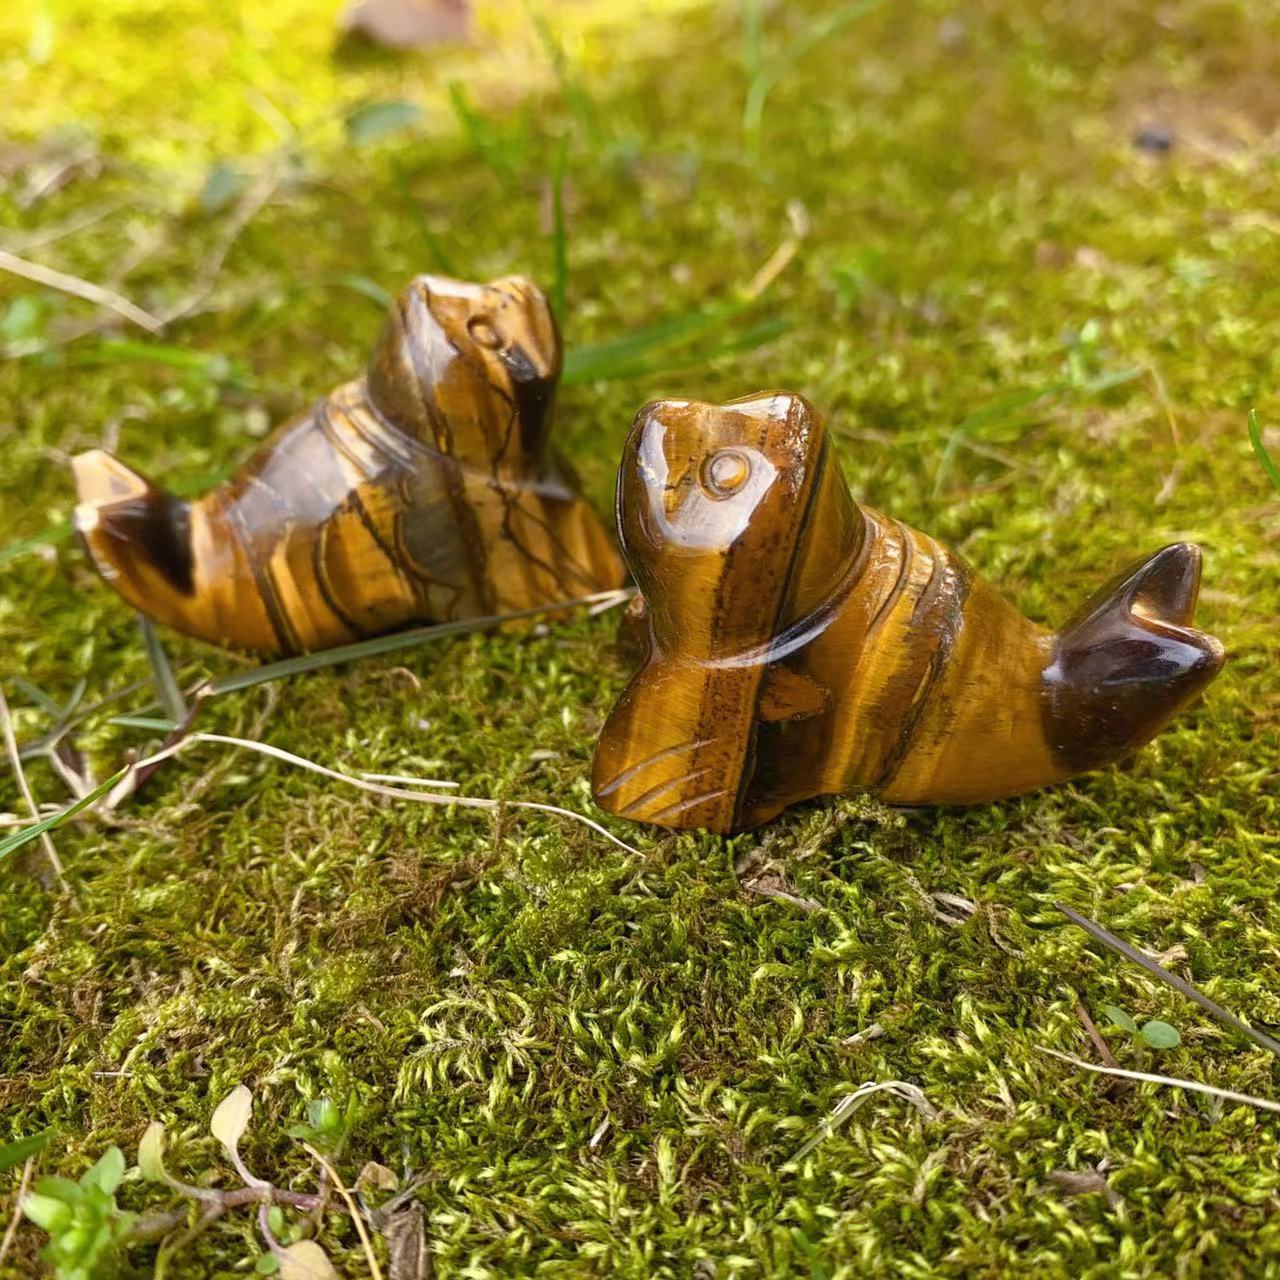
[467,316,502,350]
[702,449,750,498]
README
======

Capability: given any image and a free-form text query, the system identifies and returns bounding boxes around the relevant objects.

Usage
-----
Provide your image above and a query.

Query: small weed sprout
[1103,1004,1182,1051]
[21,1147,133,1280]
[23,1085,380,1279]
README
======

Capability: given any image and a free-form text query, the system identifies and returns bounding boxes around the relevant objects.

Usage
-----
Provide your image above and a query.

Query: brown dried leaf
[339,0,470,49]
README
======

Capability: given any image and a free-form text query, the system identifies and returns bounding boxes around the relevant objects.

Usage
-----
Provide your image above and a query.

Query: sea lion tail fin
[72,449,198,627]
[1046,543,1225,769]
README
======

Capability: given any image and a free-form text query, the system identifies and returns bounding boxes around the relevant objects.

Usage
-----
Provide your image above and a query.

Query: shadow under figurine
[72,274,625,655]
[591,391,1225,834]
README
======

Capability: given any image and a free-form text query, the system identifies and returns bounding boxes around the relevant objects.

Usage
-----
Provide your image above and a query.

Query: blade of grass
[744,0,887,153]
[550,133,569,326]
[532,11,599,144]
[570,316,790,387]
[448,82,512,180]
[138,616,188,724]
[1249,409,1280,492]
[0,767,126,863]
[932,384,1061,494]
[67,337,243,379]
[743,0,764,83]
[1055,902,1280,1060]
[563,302,750,385]
[0,686,69,890]
[0,520,72,567]
[391,158,458,277]
[10,678,63,718]
[0,1131,50,1174]
[203,588,633,698]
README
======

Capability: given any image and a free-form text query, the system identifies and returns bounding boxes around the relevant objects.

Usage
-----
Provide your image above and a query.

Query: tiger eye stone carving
[591,391,1225,834]
[72,274,625,655]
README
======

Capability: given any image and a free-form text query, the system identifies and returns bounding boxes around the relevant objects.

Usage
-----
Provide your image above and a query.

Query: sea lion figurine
[72,273,625,655]
[591,391,1225,834]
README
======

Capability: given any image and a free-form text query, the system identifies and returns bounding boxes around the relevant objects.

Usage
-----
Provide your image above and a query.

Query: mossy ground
[2,0,1280,1275]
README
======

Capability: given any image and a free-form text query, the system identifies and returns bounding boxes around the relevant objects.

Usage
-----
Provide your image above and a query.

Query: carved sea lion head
[367,273,561,471]
[616,392,865,657]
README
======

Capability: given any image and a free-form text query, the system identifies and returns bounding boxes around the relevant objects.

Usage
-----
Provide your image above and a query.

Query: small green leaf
[345,100,424,144]
[256,1255,282,1275]
[80,1147,125,1197]
[1102,1005,1138,1035]
[267,1204,286,1236]
[1,295,52,343]
[1249,410,1280,493]
[0,1130,51,1173]
[198,161,250,214]
[306,1098,339,1135]
[1140,1020,1182,1050]
[30,1176,84,1207]
[21,1191,72,1232]
[137,1122,168,1183]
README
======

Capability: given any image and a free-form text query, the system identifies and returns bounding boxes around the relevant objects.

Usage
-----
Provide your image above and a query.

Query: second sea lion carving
[71,274,625,655]
[591,391,1225,834]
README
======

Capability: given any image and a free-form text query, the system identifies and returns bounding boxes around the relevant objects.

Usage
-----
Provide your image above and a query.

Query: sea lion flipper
[1046,543,1225,771]
[757,666,830,722]
[73,450,194,597]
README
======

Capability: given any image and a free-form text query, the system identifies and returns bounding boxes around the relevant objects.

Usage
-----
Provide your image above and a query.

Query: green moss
[2,0,1280,1275]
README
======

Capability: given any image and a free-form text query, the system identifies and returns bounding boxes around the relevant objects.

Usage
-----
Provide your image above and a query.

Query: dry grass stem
[0,686,69,891]
[130,732,640,855]
[301,1144,384,1280]
[0,1156,37,1270]
[790,1081,937,1163]
[1039,1047,1280,1114]
[0,246,164,333]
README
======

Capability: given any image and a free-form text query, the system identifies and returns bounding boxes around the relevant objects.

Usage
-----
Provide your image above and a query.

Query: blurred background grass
[1,0,1279,1276]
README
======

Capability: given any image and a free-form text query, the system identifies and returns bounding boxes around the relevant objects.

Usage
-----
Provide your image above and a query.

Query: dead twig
[301,1145,384,1280]
[1074,1002,1120,1069]
[1056,903,1280,1060]
[0,1156,37,1270]
[788,1080,937,1164]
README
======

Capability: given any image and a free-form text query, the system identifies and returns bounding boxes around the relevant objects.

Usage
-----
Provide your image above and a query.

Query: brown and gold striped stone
[592,392,1225,833]
[72,274,625,655]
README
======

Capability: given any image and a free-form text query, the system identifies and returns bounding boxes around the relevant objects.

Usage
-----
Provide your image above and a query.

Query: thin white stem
[133,732,639,856]
[1039,1047,1280,1114]
[790,1080,936,1163]
[360,772,459,789]
[0,687,70,892]
[0,246,164,333]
